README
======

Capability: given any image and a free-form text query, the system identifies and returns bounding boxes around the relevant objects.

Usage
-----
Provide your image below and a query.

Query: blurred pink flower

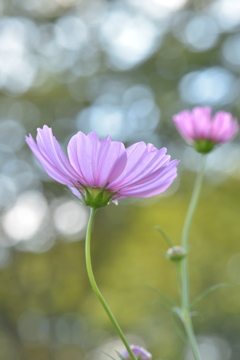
[26,126,179,207]
[173,107,239,153]
[120,345,152,360]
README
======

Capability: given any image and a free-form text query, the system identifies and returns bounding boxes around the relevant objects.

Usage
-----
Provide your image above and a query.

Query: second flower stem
[85,207,137,360]
[180,155,206,360]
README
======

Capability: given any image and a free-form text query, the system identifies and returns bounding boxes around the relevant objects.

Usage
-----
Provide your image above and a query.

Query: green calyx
[193,139,216,154]
[77,182,116,209]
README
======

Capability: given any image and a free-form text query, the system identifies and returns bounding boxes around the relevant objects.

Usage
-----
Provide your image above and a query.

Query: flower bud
[166,246,186,261]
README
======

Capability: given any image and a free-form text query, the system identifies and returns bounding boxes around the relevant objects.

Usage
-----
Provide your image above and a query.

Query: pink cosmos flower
[120,345,152,360]
[26,126,179,208]
[173,107,239,153]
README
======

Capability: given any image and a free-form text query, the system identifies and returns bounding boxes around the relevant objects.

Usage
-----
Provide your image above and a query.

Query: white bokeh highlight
[2,191,48,243]
[52,198,89,240]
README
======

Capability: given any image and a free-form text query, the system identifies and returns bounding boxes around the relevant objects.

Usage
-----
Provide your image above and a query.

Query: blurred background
[0,0,240,359]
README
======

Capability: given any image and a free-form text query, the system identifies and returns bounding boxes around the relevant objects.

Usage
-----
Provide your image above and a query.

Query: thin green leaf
[155,226,173,247]
[145,284,179,307]
[190,311,200,317]
[191,283,233,308]
[190,311,204,323]
[102,352,118,360]
[115,351,125,360]
[172,306,183,320]
[158,251,167,258]
[156,300,173,312]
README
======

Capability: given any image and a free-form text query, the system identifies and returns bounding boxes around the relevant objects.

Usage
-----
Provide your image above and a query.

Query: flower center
[193,139,216,154]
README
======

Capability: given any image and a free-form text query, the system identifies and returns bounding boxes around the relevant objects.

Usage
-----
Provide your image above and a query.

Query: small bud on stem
[166,246,186,261]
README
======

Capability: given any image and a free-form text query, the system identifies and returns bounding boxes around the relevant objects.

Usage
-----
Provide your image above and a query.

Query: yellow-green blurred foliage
[1,175,240,359]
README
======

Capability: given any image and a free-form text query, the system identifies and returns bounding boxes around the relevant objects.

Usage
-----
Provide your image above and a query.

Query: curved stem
[85,207,137,360]
[180,155,206,360]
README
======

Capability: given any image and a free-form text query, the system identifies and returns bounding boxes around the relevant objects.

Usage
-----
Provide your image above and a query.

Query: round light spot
[2,191,48,242]
[53,199,89,238]
[179,67,237,105]
[55,15,89,51]
[100,10,159,70]
[182,15,219,51]
[222,34,240,70]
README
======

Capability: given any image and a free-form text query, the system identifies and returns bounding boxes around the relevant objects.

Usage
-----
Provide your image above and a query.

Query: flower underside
[173,106,239,152]
[193,139,216,154]
[74,182,116,209]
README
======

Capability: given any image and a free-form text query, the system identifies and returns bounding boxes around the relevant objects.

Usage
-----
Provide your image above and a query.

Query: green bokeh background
[1,177,240,359]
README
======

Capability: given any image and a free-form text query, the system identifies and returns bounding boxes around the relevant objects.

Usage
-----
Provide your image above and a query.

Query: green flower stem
[180,155,206,360]
[85,207,137,360]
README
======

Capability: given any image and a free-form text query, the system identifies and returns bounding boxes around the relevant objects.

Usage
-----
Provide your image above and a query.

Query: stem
[175,262,182,298]
[182,313,202,359]
[85,207,137,360]
[180,155,206,360]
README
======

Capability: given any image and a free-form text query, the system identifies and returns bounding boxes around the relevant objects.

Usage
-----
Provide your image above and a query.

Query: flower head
[173,107,239,154]
[120,345,152,360]
[26,126,179,209]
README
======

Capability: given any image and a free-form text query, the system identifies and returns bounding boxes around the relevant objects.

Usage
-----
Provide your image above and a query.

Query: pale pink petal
[173,110,196,144]
[68,132,127,188]
[117,160,179,198]
[111,142,150,184]
[191,107,212,138]
[36,126,81,182]
[26,128,79,186]
[110,143,170,189]
[211,111,239,143]
[67,131,98,186]
[95,135,127,187]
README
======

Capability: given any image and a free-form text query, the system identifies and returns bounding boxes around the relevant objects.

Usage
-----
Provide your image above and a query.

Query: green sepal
[76,181,116,209]
[193,139,216,154]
